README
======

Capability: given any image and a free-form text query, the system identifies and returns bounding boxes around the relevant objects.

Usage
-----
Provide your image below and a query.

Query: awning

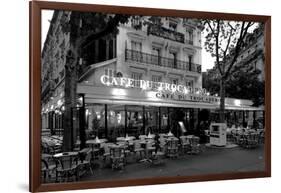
[79,84,262,111]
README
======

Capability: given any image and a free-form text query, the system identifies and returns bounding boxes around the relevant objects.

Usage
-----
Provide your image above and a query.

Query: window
[171,78,179,85]
[152,75,162,82]
[131,72,142,87]
[85,104,106,138]
[187,29,194,45]
[188,55,193,71]
[169,52,177,68]
[152,47,161,65]
[107,104,126,139]
[186,80,193,88]
[145,106,160,134]
[131,41,142,52]
[109,38,116,59]
[131,41,142,62]
[126,105,144,135]
[105,68,114,77]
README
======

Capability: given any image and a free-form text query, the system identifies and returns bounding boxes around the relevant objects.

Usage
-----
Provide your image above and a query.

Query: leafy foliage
[203,66,264,107]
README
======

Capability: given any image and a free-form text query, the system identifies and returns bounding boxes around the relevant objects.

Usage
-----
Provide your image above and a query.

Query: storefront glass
[107,104,126,140]
[145,106,160,134]
[126,105,144,136]
[86,104,106,138]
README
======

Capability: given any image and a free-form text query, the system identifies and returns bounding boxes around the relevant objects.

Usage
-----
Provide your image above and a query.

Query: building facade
[41,11,71,135]
[41,11,261,142]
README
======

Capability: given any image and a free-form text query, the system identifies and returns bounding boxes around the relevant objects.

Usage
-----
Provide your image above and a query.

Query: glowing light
[234,99,241,106]
[142,84,147,90]
[183,88,189,94]
[111,88,127,96]
[57,99,62,106]
[147,91,161,101]
[117,112,121,124]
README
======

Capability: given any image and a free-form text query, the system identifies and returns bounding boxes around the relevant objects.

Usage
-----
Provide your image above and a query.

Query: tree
[204,65,264,107]
[60,11,131,151]
[204,20,256,123]
[226,67,264,106]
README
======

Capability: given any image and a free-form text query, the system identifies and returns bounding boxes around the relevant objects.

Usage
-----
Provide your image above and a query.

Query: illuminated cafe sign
[100,75,220,103]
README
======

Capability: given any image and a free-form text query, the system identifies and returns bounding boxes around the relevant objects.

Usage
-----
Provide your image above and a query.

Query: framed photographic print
[29,0,271,192]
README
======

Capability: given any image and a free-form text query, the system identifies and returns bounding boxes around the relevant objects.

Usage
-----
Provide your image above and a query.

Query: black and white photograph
[40,9,265,184]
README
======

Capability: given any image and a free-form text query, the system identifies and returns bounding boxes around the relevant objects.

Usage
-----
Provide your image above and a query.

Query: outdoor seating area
[41,132,204,183]
[228,127,264,148]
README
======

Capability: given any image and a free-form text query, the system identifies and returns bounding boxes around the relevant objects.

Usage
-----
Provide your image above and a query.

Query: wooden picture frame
[30,0,271,192]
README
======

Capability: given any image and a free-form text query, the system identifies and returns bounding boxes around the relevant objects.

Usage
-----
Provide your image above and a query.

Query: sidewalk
[79,145,265,182]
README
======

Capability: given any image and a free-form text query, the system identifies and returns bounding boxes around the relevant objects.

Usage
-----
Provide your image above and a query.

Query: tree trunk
[79,94,86,150]
[62,49,78,152]
[219,78,226,123]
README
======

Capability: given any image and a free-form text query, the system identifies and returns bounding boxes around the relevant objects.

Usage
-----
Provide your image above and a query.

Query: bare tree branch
[222,22,234,62]
[224,21,253,79]
[205,20,215,34]
[215,19,223,75]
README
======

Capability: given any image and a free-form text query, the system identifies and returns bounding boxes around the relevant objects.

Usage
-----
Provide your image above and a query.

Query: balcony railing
[125,49,201,73]
[147,24,185,43]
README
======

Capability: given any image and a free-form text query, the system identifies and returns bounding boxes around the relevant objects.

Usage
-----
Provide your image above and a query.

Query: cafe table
[117,136,135,142]
[139,140,156,163]
[86,139,107,159]
[53,152,79,159]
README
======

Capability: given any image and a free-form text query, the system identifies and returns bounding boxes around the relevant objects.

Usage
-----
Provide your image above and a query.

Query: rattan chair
[179,136,190,154]
[133,140,145,161]
[110,146,125,170]
[77,148,93,178]
[189,136,200,154]
[55,154,79,182]
[166,138,179,158]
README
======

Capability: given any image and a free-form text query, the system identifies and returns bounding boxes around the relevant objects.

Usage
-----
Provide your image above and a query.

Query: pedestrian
[154,133,160,154]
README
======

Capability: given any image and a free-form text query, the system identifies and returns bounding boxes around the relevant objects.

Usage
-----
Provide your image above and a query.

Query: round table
[53,152,78,158]
[86,139,107,159]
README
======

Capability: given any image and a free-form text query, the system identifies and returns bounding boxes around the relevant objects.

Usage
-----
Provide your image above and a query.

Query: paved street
[80,145,265,182]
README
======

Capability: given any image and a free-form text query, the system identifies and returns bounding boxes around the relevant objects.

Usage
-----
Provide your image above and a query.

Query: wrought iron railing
[125,49,201,73]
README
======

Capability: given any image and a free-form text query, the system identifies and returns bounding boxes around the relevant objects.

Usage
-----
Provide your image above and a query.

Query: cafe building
[41,14,264,141]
